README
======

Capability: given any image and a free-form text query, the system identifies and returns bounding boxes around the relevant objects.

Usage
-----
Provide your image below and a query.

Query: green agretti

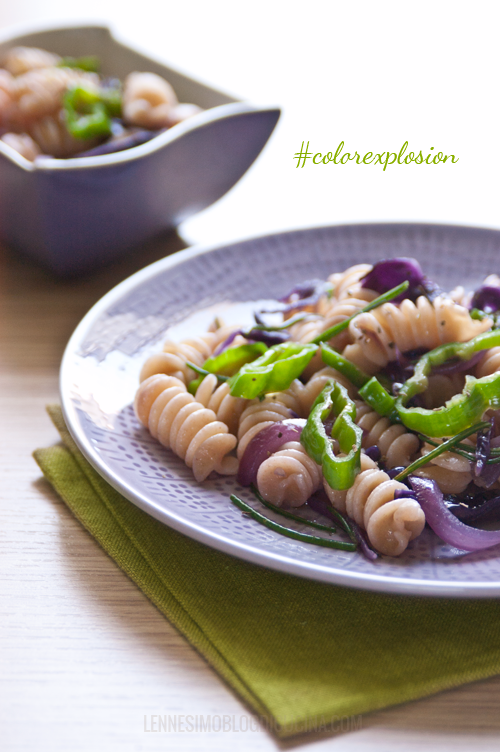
[301,381,363,491]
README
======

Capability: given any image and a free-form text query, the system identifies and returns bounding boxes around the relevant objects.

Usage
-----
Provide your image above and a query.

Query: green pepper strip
[230,495,356,552]
[359,377,399,419]
[310,281,409,345]
[394,421,490,481]
[59,55,100,72]
[396,329,500,437]
[301,381,363,491]
[203,342,267,377]
[250,485,336,533]
[228,342,318,399]
[63,84,112,139]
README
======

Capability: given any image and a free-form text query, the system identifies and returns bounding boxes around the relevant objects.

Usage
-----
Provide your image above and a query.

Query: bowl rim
[0,21,279,173]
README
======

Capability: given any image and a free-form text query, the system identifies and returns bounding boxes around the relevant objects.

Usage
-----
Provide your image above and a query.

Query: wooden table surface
[2,234,500,752]
[2,3,500,750]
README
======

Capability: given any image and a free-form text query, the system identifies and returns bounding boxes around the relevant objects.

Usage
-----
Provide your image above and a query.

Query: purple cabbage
[474,435,500,488]
[471,285,500,314]
[409,476,500,552]
[361,257,441,304]
[74,128,159,158]
[245,328,290,347]
[474,420,493,478]
[263,279,330,314]
[212,327,290,357]
[449,496,500,524]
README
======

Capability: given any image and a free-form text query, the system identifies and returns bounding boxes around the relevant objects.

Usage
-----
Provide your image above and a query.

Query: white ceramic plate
[61,222,500,597]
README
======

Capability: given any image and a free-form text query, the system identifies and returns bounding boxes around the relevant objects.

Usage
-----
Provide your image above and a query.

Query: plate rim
[60,221,500,598]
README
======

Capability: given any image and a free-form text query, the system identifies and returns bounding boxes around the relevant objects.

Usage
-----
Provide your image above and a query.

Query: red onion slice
[409,476,500,552]
[237,419,305,486]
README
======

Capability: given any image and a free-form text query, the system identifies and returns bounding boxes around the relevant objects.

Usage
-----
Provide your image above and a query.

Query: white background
[1,0,498,247]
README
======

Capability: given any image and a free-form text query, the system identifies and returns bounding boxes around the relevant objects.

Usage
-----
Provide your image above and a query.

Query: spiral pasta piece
[327,264,376,302]
[323,453,425,556]
[135,374,238,481]
[414,443,472,493]
[123,72,178,129]
[237,396,294,459]
[194,374,247,436]
[3,46,61,76]
[476,347,500,378]
[354,400,420,468]
[343,296,492,374]
[11,67,99,126]
[28,112,98,157]
[139,326,244,384]
[256,441,323,507]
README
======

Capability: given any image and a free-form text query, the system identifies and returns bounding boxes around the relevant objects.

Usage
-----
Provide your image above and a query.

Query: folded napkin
[34,405,500,737]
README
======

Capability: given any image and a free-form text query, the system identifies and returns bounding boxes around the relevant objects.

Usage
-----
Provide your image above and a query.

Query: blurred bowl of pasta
[0,23,280,275]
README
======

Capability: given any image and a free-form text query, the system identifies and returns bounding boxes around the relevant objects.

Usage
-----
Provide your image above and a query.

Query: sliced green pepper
[396,329,500,436]
[203,343,267,378]
[301,381,363,490]
[59,55,100,73]
[228,342,318,399]
[63,84,112,139]
[359,377,398,419]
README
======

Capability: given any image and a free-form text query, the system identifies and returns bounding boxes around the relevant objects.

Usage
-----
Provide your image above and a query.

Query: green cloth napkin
[34,405,500,738]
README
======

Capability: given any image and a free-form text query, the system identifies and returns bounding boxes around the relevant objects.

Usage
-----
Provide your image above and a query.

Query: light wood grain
[2,4,500,748]
[2,235,500,752]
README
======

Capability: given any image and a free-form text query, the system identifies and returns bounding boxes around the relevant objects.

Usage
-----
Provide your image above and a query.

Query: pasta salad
[0,45,202,160]
[134,257,500,559]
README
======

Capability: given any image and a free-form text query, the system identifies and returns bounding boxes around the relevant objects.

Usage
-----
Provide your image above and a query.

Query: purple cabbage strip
[213,327,290,357]
[361,258,425,302]
[474,420,493,478]
[365,445,382,463]
[74,128,158,158]
[474,435,500,488]
[409,476,500,552]
[307,493,378,561]
[245,329,290,346]
[262,279,330,314]
[450,496,500,524]
[237,420,304,486]
[278,279,325,303]
[471,285,500,314]
[212,330,242,356]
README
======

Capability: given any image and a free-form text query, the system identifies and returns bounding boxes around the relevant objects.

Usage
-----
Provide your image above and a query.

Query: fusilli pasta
[256,441,323,507]
[343,296,491,373]
[135,374,238,481]
[323,453,426,556]
[354,400,420,468]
